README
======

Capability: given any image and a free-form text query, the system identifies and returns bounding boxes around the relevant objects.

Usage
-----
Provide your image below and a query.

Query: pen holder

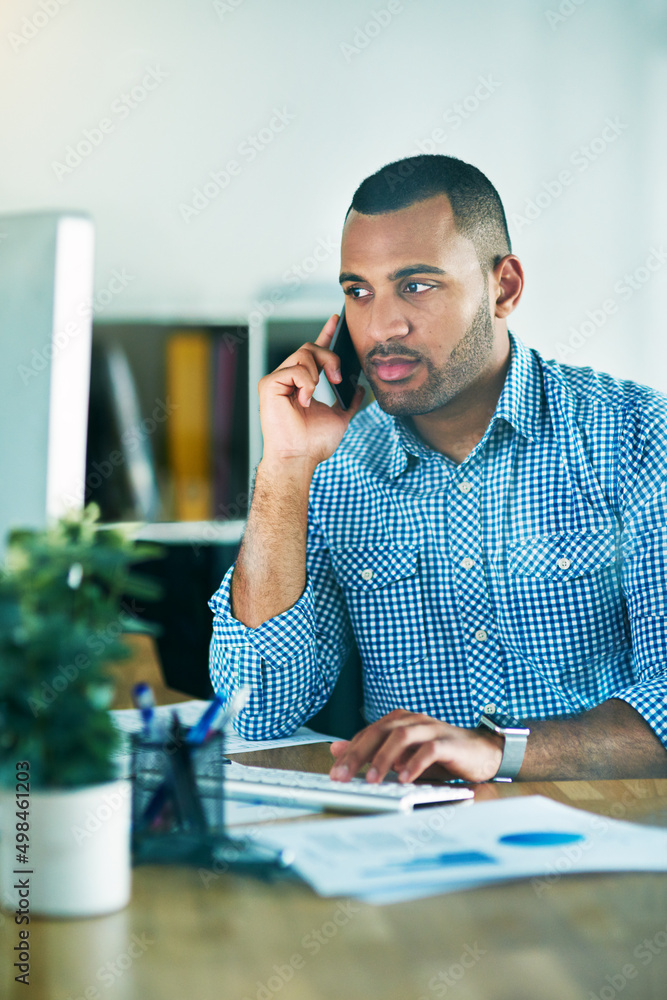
[129,726,226,864]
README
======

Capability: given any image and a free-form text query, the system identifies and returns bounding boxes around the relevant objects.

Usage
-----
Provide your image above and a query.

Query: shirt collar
[493,331,542,444]
[386,331,543,479]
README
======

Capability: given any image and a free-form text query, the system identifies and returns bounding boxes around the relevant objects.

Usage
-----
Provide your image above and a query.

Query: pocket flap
[508,528,617,579]
[332,545,419,591]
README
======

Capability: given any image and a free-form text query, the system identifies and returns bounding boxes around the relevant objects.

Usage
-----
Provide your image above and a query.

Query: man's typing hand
[329,709,504,784]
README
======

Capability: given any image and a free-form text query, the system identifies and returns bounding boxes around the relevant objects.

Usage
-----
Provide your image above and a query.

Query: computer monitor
[0,211,95,547]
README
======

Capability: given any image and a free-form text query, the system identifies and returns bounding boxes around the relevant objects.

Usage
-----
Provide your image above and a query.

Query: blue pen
[186,687,252,745]
[186,696,225,745]
[132,682,156,739]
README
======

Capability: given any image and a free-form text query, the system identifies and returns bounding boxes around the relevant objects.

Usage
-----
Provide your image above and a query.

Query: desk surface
[2,744,667,1000]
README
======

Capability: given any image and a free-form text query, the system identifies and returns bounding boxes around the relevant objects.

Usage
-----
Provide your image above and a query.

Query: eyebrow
[338,263,447,284]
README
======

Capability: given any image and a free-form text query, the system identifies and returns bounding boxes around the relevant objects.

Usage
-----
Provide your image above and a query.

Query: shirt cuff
[613,677,667,749]
[208,563,315,667]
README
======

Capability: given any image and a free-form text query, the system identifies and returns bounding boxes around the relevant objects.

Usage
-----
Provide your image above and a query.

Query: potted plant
[0,504,160,917]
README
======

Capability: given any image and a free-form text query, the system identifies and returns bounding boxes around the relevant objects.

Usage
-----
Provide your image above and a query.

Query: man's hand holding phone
[258,311,365,473]
[231,311,364,630]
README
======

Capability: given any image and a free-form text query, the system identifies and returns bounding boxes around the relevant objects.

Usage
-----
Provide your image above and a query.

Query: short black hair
[345,154,511,274]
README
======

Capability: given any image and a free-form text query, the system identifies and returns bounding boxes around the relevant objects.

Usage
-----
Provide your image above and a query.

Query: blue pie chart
[499,831,586,847]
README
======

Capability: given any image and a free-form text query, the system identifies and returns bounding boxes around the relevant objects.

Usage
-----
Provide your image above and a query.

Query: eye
[345,286,371,299]
[404,281,434,294]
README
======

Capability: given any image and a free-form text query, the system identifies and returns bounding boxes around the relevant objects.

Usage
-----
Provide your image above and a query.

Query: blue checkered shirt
[209,332,667,747]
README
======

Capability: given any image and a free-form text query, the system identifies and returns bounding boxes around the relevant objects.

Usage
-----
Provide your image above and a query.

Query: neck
[407,332,511,464]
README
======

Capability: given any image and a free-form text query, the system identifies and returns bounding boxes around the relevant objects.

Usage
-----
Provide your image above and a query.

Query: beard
[363,294,495,417]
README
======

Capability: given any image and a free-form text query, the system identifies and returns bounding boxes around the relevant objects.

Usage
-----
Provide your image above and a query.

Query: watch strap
[494,730,528,779]
[478,712,529,781]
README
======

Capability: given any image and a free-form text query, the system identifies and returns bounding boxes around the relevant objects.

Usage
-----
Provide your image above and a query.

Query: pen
[187,686,251,744]
[185,695,225,745]
[139,689,252,830]
[214,686,251,733]
[167,713,208,834]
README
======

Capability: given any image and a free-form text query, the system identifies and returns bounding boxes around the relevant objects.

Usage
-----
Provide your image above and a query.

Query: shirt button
[461,557,474,570]
[474,628,488,642]
[360,568,373,581]
[458,480,473,494]
[557,557,571,570]
[483,703,496,714]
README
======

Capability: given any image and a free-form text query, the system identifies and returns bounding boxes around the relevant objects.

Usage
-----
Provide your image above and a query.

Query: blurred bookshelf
[87,320,250,537]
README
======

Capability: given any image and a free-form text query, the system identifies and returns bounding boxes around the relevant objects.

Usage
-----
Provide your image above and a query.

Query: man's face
[339,194,497,416]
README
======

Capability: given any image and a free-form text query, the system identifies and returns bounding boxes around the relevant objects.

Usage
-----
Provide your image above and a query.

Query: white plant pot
[0,779,132,918]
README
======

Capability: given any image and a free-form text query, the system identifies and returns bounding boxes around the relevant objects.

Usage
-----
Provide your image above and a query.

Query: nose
[364,294,411,343]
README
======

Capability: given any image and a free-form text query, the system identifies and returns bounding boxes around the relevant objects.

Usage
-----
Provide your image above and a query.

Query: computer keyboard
[216,762,474,814]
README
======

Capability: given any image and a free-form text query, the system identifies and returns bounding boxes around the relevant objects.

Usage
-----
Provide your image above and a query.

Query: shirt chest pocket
[502,527,627,663]
[331,545,427,673]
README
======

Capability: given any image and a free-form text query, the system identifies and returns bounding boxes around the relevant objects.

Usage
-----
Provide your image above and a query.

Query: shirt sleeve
[207,505,354,739]
[614,402,667,748]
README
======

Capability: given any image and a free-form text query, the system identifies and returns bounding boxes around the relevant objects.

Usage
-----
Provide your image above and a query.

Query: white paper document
[224,798,320,827]
[245,795,667,904]
[110,701,337,754]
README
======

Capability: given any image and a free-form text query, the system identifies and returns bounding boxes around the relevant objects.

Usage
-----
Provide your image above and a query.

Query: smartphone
[329,306,362,410]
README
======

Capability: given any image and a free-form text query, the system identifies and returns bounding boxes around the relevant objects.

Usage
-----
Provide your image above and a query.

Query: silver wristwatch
[478,710,530,781]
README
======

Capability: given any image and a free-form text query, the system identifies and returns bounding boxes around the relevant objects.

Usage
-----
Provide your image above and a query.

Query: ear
[490,255,524,319]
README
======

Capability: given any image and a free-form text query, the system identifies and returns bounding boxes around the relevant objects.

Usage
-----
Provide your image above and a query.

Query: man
[209,154,667,783]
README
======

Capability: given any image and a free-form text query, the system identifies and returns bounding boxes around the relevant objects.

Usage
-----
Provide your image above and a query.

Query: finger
[366,723,447,783]
[314,313,340,348]
[268,364,318,409]
[280,343,344,387]
[368,737,456,783]
[329,740,350,758]
[398,731,502,784]
[273,348,320,386]
[329,729,387,781]
[395,741,453,783]
[329,712,413,781]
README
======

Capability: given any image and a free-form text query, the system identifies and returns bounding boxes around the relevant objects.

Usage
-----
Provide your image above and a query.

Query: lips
[371,358,420,382]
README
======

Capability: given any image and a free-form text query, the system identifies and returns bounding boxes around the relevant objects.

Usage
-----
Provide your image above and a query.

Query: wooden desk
[2,745,666,1000]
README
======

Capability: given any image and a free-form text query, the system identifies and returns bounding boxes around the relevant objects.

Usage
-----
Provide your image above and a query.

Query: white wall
[1,0,666,386]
